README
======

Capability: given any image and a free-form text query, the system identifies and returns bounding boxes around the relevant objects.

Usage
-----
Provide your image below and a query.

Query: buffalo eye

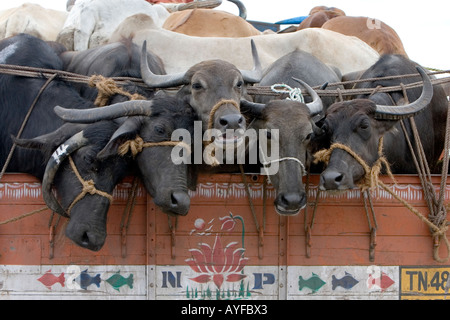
[192,82,203,90]
[154,125,166,135]
[305,132,313,141]
[236,80,243,89]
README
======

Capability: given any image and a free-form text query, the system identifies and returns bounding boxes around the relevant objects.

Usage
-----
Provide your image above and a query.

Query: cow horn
[54,100,154,123]
[292,77,324,116]
[240,39,262,84]
[374,66,433,120]
[42,131,89,217]
[140,41,187,88]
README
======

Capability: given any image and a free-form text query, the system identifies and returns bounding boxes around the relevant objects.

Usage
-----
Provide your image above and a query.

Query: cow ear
[97,117,142,160]
[13,123,87,152]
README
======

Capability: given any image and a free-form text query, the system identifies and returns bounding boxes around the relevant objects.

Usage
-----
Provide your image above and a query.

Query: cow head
[15,122,129,251]
[241,79,323,215]
[140,40,262,147]
[317,66,433,190]
[54,95,196,217]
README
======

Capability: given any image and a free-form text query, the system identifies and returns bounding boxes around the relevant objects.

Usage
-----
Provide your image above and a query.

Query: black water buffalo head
[241,79,323,215]
[54,95,196,217]
[15,122,129,251]
[139,40,262,147]
[317,66,433,190]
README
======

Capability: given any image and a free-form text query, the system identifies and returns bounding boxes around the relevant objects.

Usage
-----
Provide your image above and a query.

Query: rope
[204,99,241,167]
[313,137,395,191]
[271,83,305,102]
[0,206,50,225]
[66,156,114,215]
[118,135,191,158]
[88,75,146,107]
[313,137,450,262]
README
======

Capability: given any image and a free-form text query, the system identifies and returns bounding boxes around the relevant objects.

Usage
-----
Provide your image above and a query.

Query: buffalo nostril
[219,118,228,126]
[335,173,343,183]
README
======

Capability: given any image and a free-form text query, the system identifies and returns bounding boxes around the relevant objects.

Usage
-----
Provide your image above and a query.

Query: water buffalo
[1,34,195,250]
[140,39,262,140]
[254,49,343,110]
[317,55,447,190]
[241,79,323,215]
[59,38,165,104]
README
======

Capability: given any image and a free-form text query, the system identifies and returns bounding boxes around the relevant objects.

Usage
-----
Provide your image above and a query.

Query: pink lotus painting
[186,212,250,298]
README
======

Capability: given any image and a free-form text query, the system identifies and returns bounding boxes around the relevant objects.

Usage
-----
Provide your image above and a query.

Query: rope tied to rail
[118,135,191,158]
[271,84,305,103]
[88,74,146,107]
[313,136,450,262]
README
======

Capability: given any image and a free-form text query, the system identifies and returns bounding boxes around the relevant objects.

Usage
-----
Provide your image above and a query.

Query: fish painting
[105,271,133,291]
[367,272,395,292]
[332,272,359,290]
[77,269,101,290]
[37,270,65,290]
[298,273,326,293]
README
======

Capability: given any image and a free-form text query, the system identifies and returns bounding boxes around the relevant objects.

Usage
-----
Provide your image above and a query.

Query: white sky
[0,0,449,70]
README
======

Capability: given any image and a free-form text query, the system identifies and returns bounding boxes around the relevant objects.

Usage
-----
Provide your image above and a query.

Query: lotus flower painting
[185,212,250,299]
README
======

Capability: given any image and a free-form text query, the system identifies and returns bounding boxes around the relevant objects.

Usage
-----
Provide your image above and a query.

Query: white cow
[111,13,380,76]
[57,0,171,51]
[0,3,68,41]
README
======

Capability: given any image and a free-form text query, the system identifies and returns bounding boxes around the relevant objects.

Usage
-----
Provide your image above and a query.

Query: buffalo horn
[374,66,433,120]
[140,41,187,88]
[292,77,323,116]
[54,100,154,123]
[240,39,263,83]
[42,131,89,217]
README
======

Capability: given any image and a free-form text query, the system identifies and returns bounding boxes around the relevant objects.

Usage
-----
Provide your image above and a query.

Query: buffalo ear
[97,117,142,160]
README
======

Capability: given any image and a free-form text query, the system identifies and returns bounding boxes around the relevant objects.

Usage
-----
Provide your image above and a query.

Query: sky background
[0,0,449,70]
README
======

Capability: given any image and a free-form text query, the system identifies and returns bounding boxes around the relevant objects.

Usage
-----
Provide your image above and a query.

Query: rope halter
[66,156,114,215]
[118,135,191,158]
[313,136,395,191]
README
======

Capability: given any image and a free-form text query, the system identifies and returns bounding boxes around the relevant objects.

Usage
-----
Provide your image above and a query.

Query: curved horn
[240,98,266,118]
[140,41,187,88]
[227,0,247,19]
[54,100,154,123]
[292,77,324,116]
[42,131,89,217]
[374,66,433,120]
[175,0,222,11]
[240,39,262,84]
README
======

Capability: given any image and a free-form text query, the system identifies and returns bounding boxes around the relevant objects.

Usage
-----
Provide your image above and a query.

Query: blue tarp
[275,16,308,25]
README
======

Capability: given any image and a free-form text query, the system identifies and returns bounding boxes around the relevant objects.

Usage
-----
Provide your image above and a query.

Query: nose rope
[313,137,395,191]
[204,99,241,167]
[118,135,191,158]
[259,144,307,184]
[66,156,114,216]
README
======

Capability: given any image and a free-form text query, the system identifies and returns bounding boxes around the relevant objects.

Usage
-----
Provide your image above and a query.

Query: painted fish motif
[298,273,326,293]
[38,270,65,290]
[77,269,101,290]
[332,271,359,290]
[105,271,133,291]
[367,272,395,292]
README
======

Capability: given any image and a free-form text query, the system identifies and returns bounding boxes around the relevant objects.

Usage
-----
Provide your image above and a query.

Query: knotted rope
[313,137,395,191]
[313,137,450,262]
[66,156,114,215]
[204,99,241,166]
[271,84,305,103]
[89,75,146,107]
[118,135,191,158]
